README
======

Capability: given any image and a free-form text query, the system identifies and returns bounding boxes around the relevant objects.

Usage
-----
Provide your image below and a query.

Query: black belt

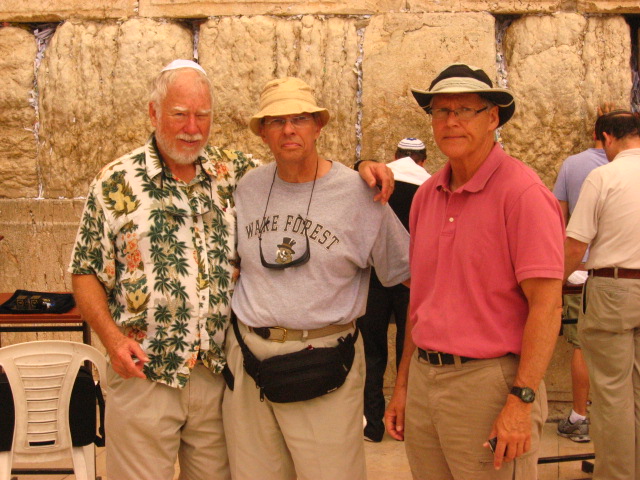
[591,268,640,279]
[417,348,475,366]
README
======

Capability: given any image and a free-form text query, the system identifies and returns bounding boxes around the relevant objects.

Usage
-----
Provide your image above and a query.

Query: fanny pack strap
[231,313,359,388]
[231,313,262,383]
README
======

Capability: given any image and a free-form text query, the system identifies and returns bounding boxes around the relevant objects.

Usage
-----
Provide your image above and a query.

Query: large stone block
[0,27,37,199]
[199,15,360,164]
[406,0,564,13]
[0,0,135,22]
[37,19,193,198]
[0,199,84,292]
[139,0,402,17]
[361,13,497,173]
[578,0,640,12]
[501,13,631,187]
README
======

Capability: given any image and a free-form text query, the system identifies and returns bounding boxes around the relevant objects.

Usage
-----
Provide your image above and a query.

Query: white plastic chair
[0,340,106,480]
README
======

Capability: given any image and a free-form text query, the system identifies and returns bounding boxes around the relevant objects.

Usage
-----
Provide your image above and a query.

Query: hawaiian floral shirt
[69,135,256,387]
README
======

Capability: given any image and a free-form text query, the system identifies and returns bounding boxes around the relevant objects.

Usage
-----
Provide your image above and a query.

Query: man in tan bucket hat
[222,77,411,480]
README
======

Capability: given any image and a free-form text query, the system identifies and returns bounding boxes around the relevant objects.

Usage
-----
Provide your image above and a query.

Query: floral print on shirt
[69,135,256,387]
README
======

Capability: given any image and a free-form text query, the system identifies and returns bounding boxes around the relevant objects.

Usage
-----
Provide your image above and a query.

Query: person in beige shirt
[564,110,640,480]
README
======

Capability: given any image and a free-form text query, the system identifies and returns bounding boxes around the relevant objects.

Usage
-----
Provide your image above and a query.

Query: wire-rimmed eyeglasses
[262,114,316,131]
[429,106,488,121]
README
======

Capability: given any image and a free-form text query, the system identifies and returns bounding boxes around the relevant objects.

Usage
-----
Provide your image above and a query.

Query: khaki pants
[579,275,640,480]
[563,292,583,347]
[223,321,367,480]
[105,362,229,480]
[404,352,546,480]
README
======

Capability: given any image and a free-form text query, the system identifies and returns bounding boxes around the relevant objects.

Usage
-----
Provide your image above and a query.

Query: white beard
[156,130,206,165]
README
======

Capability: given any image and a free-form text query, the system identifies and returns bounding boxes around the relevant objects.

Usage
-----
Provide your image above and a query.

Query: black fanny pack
[231,315,358,403]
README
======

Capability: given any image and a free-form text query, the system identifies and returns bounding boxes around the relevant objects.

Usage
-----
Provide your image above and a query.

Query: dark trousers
[357,281,409,439]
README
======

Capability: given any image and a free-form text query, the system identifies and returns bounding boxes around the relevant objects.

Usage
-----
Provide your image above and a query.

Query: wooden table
[0,292,91,346]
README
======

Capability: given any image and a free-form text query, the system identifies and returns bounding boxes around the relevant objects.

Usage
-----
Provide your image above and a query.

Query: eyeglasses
[262,115,316,131]
[258,162,317,269]
[430,106,488,121]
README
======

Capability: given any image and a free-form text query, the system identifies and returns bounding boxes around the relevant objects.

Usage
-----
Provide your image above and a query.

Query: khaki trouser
[223,320,367,480]
[579,275,640,480]
[105,362,229,480]
[563,292,583,347]
[404,352,547,480]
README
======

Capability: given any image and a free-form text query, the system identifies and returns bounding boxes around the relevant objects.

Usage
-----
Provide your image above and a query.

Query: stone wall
[1,0,638,411]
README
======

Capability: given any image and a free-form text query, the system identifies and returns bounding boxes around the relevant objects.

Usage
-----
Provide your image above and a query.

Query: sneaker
[557,416,591,443]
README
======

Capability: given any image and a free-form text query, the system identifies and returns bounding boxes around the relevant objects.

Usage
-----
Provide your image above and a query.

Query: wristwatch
[509,386,535,403]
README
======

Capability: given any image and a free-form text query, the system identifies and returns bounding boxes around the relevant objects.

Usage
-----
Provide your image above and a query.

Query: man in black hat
[385,63,565,479]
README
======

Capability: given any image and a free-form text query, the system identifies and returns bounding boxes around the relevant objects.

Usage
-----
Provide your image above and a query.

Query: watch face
[520,387,535,403]
[511,386,535,403]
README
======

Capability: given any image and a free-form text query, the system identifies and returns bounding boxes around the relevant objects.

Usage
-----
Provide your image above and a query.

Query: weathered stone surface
[361,13,497,173]
[199,15,360,164]
[0,27,38,199]
[139,0,403,17]
[0,198,105,347]
[0,0,135,21]
[0,199,84,292]
[578,0,640,12]
[37,19,193,198]
[406,0,564,13]
[501,13,631,187]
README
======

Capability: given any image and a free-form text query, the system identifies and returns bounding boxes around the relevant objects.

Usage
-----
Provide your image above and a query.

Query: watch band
[510,386,535,403]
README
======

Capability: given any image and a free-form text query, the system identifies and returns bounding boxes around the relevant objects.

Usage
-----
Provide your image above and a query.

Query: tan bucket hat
[249,77,330,135]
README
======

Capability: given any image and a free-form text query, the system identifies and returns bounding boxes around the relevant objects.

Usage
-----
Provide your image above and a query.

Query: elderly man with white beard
[69,60,393,480]
[69,59,255,480]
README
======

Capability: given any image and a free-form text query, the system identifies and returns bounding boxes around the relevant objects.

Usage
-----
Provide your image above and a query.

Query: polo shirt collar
[436,143,506,193]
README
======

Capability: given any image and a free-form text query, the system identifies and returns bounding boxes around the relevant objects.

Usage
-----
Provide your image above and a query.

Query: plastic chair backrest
[0,340,106,465]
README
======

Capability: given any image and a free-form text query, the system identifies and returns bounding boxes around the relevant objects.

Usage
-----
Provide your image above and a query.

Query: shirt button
[449,217,454,222]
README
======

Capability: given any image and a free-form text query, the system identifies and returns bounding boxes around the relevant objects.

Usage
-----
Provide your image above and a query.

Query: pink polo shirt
[409,143,564,358]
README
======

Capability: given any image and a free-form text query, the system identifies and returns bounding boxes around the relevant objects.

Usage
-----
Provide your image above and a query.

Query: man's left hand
[357,160,394,204]
[485,396,532,470]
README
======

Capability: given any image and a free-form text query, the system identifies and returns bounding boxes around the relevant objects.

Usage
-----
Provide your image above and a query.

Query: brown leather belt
[249,322,354,342]
[591,268,640,279]
[418,348,476,366]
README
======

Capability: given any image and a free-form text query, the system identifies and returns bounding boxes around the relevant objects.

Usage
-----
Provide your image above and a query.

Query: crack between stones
[32,23,58,200]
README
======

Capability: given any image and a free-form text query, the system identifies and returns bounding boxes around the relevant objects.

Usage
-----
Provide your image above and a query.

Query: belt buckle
[427,350,444,366]
[269,326,288,343]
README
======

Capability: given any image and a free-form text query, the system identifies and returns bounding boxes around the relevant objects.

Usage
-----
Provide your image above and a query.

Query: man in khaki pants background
[564,110,640,480]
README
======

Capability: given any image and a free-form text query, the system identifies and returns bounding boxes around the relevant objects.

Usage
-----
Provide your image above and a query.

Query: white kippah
[397,138,425,150]
[161,59,207,76]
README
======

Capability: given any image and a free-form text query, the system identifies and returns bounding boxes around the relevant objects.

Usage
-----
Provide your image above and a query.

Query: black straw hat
[411,64,515,127]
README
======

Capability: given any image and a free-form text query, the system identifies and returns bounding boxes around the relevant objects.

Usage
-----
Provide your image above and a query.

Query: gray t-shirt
[231,161,410,329]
